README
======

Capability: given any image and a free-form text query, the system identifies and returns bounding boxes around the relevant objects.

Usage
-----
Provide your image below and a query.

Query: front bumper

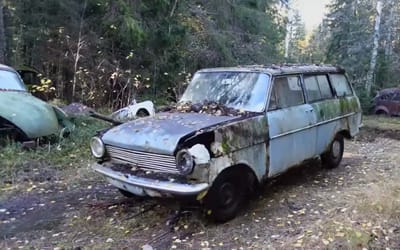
[92,163,209,197]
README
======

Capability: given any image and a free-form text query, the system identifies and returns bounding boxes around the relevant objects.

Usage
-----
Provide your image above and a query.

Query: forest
[0,0,399,110]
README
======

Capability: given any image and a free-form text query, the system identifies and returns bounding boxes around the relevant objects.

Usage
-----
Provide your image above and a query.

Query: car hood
[0,91,59,138]
[102,112,240,155]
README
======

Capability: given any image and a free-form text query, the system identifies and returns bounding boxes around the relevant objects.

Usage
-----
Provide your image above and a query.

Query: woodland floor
[1,117,399,250]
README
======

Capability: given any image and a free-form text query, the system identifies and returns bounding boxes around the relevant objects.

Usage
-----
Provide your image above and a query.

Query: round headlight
[176,149,194,175]
[90,137,105,158]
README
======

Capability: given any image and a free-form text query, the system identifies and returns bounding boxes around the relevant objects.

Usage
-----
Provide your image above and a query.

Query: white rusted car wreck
[90,64,362,222]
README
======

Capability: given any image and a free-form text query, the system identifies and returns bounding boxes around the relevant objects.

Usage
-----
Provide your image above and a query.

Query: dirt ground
[1,126,399,249]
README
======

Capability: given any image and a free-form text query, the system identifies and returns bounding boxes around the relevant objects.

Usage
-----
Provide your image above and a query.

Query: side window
[380,94,393,100]
[268,76,304,110]
[330,74,353,97]
[304,76,321,102]
[393,93,400,102]
[304,75,333,102]
[316,75,333,99]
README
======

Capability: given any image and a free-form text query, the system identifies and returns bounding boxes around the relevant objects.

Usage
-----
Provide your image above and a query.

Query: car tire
[321,134,344,169]
[204,170,244,223]
[118,188,137,198]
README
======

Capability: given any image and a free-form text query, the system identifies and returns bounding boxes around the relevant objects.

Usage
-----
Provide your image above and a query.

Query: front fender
[0,92,60,138]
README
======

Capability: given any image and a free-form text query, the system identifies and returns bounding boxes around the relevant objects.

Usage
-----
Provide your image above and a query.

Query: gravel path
[1,129,399,249]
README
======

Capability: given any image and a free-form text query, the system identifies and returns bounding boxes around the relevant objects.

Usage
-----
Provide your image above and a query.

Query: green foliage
[355,88,375,114]
[2,0,285,109]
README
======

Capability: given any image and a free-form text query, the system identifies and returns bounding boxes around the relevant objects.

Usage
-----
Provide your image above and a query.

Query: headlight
[90,137,105,158]
[176,149,194,175]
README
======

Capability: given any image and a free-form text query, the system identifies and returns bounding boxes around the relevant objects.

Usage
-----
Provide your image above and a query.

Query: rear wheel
[321,134,344,169]
[204,170,245,223]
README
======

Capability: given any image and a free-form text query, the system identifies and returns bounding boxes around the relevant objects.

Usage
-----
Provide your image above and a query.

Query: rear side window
[268,76,304,110]
[304,75,333,102]
[330,74,352,97]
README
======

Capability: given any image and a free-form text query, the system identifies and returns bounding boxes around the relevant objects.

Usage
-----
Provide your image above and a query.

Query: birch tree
[365,0,383,97]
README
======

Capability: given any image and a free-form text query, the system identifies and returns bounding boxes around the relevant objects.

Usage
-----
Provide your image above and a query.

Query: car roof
[197,64,345,76]
[0,63,17,72]
[377,88,400,95]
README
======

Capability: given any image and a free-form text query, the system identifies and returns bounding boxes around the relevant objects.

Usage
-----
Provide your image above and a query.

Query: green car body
[0,64,73,140]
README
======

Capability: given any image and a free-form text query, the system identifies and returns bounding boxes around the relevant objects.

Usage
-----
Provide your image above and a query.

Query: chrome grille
[105,145,179,174]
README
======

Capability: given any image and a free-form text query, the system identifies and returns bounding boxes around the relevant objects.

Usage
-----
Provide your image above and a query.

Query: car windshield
[180,72,269,112]
[0,70,27,91]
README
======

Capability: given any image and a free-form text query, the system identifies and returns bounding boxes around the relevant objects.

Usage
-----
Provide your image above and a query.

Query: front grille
[105,145,179,174]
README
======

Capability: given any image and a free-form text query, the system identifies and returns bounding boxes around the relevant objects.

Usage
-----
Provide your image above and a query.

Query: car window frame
[302,74,334,103]
[392,93,400,102]
[267,74,305,111]
[328,73,353,98]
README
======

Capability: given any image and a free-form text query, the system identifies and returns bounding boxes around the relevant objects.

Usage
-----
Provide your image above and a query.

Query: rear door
[267,75,317,177]
[303,74,336,155]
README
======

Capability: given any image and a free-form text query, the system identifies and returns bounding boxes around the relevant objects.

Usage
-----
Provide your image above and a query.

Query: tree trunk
[0,0,6,64]
[365,0,383,97]
[384,0,394,58]
[284,0,293,61]
[72,0,87,101]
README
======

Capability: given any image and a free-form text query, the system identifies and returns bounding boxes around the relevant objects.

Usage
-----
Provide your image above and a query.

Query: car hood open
[101,112,240,155]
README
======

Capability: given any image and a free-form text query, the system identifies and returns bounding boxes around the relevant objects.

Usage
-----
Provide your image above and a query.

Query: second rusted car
[91,64,362,222]
[373,88,400,116]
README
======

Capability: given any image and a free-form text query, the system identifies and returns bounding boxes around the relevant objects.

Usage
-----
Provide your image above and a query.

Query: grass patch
[0,117,108,184]
[363,115,400,131]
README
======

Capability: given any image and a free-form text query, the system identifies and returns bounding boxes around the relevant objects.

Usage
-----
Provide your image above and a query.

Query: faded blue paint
[209,143,268,182]
[101,112,240,155]
[0,91,60,138]
[267,104,317,177]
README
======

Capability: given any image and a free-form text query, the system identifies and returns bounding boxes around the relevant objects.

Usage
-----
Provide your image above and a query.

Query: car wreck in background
[84,100,155,126]
[0,64,73,142]
[90,64,362,222]
[373,87,400,116]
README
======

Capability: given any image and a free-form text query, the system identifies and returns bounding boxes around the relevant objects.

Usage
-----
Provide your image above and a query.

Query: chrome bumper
[92,163,209,196]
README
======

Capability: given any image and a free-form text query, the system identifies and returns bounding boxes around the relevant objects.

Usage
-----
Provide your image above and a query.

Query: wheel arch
[337,129,351,139]
[0,116,28,140]
[211,163,260,195]
[375,106,390,115]
[136,108,150,117]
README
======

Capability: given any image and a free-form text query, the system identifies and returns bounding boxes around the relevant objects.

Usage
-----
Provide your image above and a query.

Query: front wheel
[204,170,244,223]
[321,134,344,169]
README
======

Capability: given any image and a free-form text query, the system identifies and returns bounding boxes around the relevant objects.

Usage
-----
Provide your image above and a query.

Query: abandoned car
[373,87,400,116]
[0,64,73,141]
[91,65,362,222]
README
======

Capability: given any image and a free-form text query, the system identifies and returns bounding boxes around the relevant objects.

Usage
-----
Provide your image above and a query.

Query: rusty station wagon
[91,65,362,222]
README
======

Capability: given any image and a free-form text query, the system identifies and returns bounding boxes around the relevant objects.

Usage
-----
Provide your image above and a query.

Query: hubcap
[332,140,341,158]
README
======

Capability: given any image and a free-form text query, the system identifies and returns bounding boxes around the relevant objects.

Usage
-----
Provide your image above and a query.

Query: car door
[304,74,336,155]
[267,75,317,177]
